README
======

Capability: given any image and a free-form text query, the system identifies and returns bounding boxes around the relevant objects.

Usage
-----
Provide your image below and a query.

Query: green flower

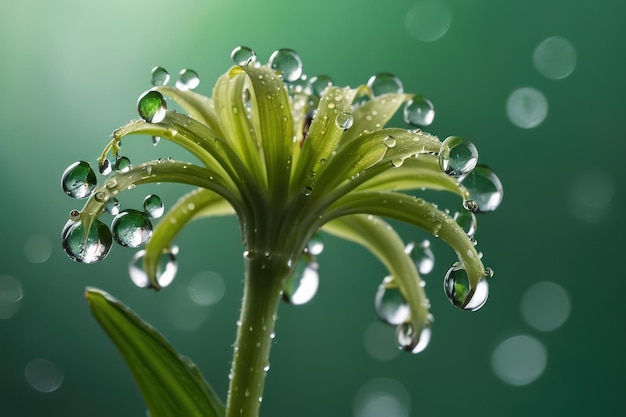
[62,46,503,417]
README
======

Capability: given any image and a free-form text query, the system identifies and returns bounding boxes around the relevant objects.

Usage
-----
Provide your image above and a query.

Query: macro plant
[60,46,503,417]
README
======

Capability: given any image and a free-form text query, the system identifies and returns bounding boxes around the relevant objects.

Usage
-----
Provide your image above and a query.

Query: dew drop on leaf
[98,158,112,175]
[111,209,153,248]
[128,247,178,289]
[406,240,435,275]
[309,75,333,97]
[335,111,354,129]
[268,49,303,82]
[115,156,132,173]
[150,66,170,86]
[403,95,435,126]
[443,264,489,311]
[383,136,397,148]
[143,194,164,218]
[62,161,97,199]
[460,165,504,213]
[438,136,478,177]
[104,197,120,215]
[137,90,167,123]
[367,72,403,96]
[61,219,112,263]
[396,321,432,354]
[374,276,411,325]
[231,46,257,66]
[453,210,477,236]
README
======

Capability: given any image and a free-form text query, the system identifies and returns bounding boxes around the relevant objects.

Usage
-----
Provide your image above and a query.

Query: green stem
[225,250,288,417]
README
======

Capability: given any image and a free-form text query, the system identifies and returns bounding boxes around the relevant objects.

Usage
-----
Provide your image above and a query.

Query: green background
[1,0,624,415]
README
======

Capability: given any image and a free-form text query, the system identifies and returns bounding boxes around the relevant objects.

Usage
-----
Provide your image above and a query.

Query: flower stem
[225,251,288,417]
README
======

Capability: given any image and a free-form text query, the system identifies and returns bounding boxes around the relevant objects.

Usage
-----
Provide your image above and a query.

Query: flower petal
[343,90,411,142]
[155,86,223,136]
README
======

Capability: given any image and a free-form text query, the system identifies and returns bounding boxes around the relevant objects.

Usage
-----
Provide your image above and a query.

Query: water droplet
[104,197,121,215]
[405,0,452,42]
[151,66,170,86]
[367,73,403,96]
[374,276,410,325]
[391,158,404,168]
[438,136,478,177]
[406,240,435,275]
[99,158,112,175]
[176,69,200,90]
[521,281,570,332]
[443,264,489,311]
[62,161,97,199]
[453,210,477,236]
[0,275,23,320]
[112,209,153,248]
[491,335,547,386]
[306,234,324,256]
[506,87,548,129]
[268,49,302,82]
[231,46,257,66]
[309,75,333,96]
[403,95,435,126]
[115,156,132,173]
[383,136,396,148]
[61,219,112,263]
[129,247,178,288]
[460,165,504,213]
[25,358,63,393]
[533,36,577,80]
[152,136,161,146]
[143,194,164,218]
[283,256,319,305]
[463,199,478,212]
[188,270,225,306]
[336,111,354,129]
[137,90,167,123]
[396,321,432,354]
[303,186,313,196]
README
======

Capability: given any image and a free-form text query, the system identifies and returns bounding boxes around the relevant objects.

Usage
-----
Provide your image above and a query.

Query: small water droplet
[391,158,405,168]
[453,210,477,236]
[460,165,504,213]
[309,75,333,96]
[438,136,478,177]
[443,264,489,311]
[112,209,153,248]
[406,240,435,274]
[137,90,167,123]
[99,158,112,175]
[231,46,257,66]
[61,219,112,263]
[151,66,170,86]
[374,276,411,325]
[62,161,97,199]
[129,247,178,289]
[152,136,161,146]
[403,95,435,126]
[176,69,200,90]
[396,321,432,354]
[143,194,164,218]
[306,233,324,256]
[367,72,403,96]
[104,197,120,215]
[336,111,354,129]
[268,49,303,82]
[383,136,396,148]
[283,256,319,305]
[94,191,107,202]
[303,186,313,196]
[115,156,132,173]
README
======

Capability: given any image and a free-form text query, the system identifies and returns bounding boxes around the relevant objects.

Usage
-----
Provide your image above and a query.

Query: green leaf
[86,288,225,417]
[155,86,223,136]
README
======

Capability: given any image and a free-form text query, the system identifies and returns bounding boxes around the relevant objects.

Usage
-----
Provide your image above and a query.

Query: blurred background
[1,0,624,415]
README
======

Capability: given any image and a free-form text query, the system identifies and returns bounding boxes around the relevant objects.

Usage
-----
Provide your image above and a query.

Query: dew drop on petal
[443,264,489,311]
[303,186,313,196]
[283,256,319,305]
[438,136,478,177]
[506,87,548,129]
[231,46,257,66]
[268,49,303,82]
[453,210,477,236]
[99,158,112,175]
[403,95,435,126]
[336,111,354,129]
[151,66,170,86]
[137,90,167,123]
[406,240,435,275]
[391,158,405,168]
[25,359,64,393]
[143,194,164,218]
[176,69,200,90]
[367,73,403,96]
[396,321,432,354]
[374,276,411,325]
[112,209,153,248]
[129,247,178,289]
[383,136,397,148]
[533,36,577,80]
[115,156,132,173]
[61,219,112,264]
[460,164,504,213]
[62,161,97,199]
[309,75,333,97]
[104,197,121,215]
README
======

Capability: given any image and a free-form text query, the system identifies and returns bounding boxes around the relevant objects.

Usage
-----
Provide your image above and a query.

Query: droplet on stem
[438,136,478,177]
[374,276,411,325]
[62,161,97,199]
[460,165,504,213]
[111,209,153,248]
[396,321,432,354]
[403,95,435,126]
[129,247,178,289]
[137,90,167,123]
[151,66,170,86]
[231,46,257,66]
[143,194,164,218]
[283,256,319,305]
[61,219,112,264]
[443,264,489,311]
[405,240,435,274]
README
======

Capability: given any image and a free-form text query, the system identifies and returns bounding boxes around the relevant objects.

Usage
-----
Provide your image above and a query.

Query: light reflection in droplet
[491,335,547,386]
[405,0,452,42]
[354,378,410,417]
[521,281,570,332]
[24,234,52,264]
[568,170,614,223]
[363,321,401,362]
[533,36,577,80]
[25,358,64,393]
[506,87,548,129]
[188,271,225,306]
[0,275,23,320]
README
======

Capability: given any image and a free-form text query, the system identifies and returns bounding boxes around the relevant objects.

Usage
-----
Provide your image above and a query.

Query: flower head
[61,46,503,353]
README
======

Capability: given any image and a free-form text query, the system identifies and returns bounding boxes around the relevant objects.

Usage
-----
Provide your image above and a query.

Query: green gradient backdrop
[1,0,624,416]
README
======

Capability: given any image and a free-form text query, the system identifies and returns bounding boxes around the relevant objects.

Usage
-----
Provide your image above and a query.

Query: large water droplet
[506,87,548,129]
[405,0,452,42]
[443,264,489,311]
[405,240,435,275]
[231,46,257,66]
[112,209,153,248]
[176,69,200,90]
[374,276,411,325]
[137,90,167,123]
[268,49,303,82]
[367,73,403,96]
[129,247,178,288]
[115,156,132,173]
[438,136,478,177]
[62,161,97,199]
[283,256,319,305]
[533,36,577,80]
[453,210,477,236]
[61,219,112,263]
[306,233,324,256]
[309,75,333,97]
[336,111,354,129]
[403,95,435,126]
[143,194,164,218]
[151,66,170,86]
[396,321,432,354]
[460,164,504,213]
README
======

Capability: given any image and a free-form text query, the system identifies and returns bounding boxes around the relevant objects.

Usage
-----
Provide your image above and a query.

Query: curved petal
[155,86,223,136]
[322,214,430,333]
